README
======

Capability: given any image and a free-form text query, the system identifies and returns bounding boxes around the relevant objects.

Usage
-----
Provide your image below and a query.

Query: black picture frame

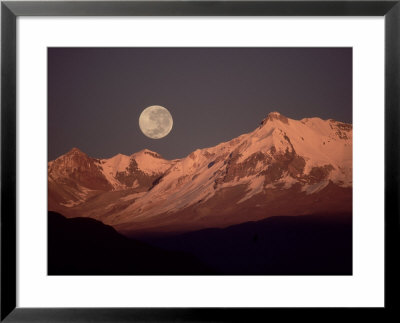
[1,1,399,321]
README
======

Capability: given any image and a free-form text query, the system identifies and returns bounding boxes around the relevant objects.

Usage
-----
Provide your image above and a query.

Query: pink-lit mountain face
[48,112,352,235]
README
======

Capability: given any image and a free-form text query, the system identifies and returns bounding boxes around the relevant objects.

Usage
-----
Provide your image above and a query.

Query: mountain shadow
[140,213,352,275]
[48,212,216,275]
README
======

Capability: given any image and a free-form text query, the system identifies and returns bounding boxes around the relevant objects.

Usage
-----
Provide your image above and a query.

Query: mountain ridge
[48,112,352,235]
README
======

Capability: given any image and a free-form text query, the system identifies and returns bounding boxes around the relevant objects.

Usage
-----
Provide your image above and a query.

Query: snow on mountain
[100,153,131,189]
[115,112,352,223]
[130,149,174,175]
[48,112,352,234]
[48,147,174,209]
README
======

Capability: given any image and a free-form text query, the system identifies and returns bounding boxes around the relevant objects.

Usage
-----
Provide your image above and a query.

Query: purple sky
[48,47,352,161]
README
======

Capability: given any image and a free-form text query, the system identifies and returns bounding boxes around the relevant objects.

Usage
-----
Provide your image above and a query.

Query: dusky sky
[48,47,352,160]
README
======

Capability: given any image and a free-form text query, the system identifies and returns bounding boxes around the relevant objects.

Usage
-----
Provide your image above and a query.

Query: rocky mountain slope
[48,112,352,235]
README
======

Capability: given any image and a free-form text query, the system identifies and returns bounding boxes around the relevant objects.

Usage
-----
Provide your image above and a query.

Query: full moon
[139,105,173,139]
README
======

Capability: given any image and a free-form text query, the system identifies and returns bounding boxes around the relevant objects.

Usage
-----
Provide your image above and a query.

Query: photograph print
[48,48,352,275]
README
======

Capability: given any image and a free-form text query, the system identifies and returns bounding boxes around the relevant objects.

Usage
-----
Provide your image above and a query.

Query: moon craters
[139,105,173,139]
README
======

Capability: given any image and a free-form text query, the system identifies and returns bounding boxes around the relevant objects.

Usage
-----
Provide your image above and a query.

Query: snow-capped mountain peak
[260,111,290,126]
[48,112,352,234]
